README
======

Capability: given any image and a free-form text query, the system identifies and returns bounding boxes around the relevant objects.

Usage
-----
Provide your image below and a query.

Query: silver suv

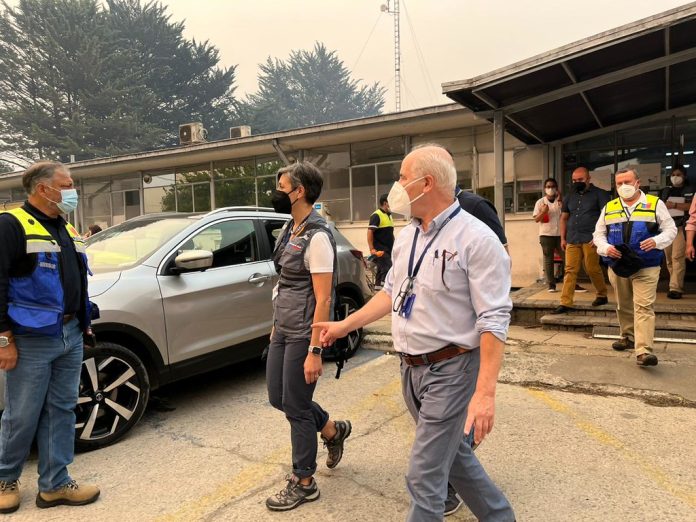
[18,207,369,451]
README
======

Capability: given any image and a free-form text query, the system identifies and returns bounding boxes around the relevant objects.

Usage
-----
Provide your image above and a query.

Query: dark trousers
[539,235,563,285]
[375,252,392,286]
[266,330,330,478]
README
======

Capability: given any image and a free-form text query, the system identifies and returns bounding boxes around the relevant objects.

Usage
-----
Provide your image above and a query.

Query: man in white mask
[593,168,676,366]
[314,144,515,521]
[658,164,694,299]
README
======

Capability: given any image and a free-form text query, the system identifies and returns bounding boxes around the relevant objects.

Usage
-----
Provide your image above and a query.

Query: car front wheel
[75,342,150,452]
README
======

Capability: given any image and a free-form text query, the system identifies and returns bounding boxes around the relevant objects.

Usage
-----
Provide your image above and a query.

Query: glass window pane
[257,176,275,207]
[351,166,376,221]
[377,163,400,201]
[516,181,541,212]
[176,185,193,212]
[351,137,404,165]
[144,172,175,188]
[176,165,210,184]
[215,179,256,207]
[111,175,141,191]
[305,145,350,222]
[214,159,255,179]
[193,183,211,212]
[83,192,111,229]
[125,191,140,220]
[256,157,284,178]
[182,220,259,268]
[112,192,125,225]
[144,187,173,213]
[10,188,25,201]
[83,178,111,195]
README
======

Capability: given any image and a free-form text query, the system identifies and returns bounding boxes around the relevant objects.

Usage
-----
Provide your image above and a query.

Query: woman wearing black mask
[265,162,352,512]
[533,178,564,291]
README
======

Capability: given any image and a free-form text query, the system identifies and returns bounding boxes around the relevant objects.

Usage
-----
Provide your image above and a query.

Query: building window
[305,145,350,221]
[351,137,404,165]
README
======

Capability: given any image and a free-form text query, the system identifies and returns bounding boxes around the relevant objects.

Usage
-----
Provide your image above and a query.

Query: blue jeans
[0,319,83,492]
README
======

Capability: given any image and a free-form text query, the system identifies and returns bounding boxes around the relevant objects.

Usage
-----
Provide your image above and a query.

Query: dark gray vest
[272,210,337,337]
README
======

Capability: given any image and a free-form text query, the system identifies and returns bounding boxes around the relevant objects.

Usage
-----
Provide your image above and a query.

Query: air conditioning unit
[179,122,207,145]
[229,125,251,139]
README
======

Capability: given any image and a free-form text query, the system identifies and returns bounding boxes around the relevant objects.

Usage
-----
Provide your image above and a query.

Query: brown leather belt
[63,313,76,323]
[399,344,469,366]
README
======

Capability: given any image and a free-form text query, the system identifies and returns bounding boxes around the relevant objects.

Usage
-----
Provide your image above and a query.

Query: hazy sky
[160,0,689,112]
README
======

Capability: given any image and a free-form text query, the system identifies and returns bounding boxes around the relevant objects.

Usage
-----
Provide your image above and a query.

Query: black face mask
[271,188,297,214]
[573,181,586,193]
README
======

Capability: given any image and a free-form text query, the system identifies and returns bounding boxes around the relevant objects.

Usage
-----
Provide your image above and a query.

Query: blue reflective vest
[600,194,663,269]
[4,207,91,337]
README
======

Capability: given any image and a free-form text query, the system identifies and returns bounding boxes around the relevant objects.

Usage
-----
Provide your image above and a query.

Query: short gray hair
[409,143,457,193]
[616,167,639,180]
[276,161,324,204]
[22,161,67,194]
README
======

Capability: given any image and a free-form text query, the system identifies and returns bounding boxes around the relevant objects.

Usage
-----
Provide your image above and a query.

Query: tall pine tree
[239,42,386,134]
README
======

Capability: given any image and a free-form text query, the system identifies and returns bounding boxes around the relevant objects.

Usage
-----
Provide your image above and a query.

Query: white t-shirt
[532,196,562,237]
[304,231,335,273]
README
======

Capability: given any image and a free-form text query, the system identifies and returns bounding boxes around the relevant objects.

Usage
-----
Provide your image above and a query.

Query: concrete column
[493,110,505,227]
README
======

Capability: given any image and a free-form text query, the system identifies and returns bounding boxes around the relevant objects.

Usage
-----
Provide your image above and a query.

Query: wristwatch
[308,346,323,355]
[0,335,13,348]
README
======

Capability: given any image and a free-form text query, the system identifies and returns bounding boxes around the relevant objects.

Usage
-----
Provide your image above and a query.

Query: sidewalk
[363,318,696,405]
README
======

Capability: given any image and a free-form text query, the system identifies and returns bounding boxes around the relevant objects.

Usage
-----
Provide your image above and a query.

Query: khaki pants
[608,266,660,356]
[560,242,607,306]
[665,226,686,293]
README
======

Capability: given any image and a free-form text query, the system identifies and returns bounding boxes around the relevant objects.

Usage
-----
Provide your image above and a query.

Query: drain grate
[593,326,696,344]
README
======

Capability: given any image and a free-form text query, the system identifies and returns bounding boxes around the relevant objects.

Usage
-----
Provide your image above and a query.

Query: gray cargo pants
[267,330,330,479]
[401,349,515,522]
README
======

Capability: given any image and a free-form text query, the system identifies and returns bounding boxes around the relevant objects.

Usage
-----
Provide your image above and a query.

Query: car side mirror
[172,250,213,274]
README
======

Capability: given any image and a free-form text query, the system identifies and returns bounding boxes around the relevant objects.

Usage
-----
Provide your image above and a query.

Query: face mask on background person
[43,185,79,214]
[545,187,557,197]
[271,187,298,214]
[618,183,638,200]
[387,177,425,218]
[671,175,684,187]
[573,181,586,193]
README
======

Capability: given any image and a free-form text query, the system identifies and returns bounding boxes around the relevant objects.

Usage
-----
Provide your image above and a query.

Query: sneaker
[612,337,634,351]
[266,475,319,511]
[322,420,352,469]
[0,480,20,514]
[444,483,464,516]
[575,284,587,293]
[548,284,557,293]
[667,290,682,299]
[636,353,658,367]
[36,480,100,509]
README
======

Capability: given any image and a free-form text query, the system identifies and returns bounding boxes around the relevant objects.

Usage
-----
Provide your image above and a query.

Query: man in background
[367,194,394,289]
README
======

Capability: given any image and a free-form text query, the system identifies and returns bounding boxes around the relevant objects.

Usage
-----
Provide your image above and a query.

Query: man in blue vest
[0,162,100,512]
[593,168,676,367]
[367,194,395,289]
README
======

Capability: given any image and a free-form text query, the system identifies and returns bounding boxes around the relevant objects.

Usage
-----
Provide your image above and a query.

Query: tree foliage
[0,0,238,163]
[239,42,386,134]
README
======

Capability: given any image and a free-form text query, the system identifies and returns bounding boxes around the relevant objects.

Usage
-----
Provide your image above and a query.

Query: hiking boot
[322,420,352,469]
[36,480,100,509]
[636,353,658,367]
[612,338,634,351]
[0,480,20,514]
[266,475,319,511]
[444,483,463,516]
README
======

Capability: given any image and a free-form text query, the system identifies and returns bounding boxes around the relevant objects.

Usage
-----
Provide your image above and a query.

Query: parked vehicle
[0,207,370,451]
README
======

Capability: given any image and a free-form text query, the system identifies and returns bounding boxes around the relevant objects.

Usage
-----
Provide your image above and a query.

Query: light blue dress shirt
[383,200,512,355]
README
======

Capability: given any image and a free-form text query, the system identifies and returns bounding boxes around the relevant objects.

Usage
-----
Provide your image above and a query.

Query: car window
[263,219,290,259]
[182,219,259,268]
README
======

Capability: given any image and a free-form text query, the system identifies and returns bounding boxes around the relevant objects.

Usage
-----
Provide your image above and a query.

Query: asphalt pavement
[7,324,696,521]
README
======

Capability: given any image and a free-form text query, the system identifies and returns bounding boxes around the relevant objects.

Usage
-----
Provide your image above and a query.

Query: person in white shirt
[533,178,564,292]
[593,168,677,367]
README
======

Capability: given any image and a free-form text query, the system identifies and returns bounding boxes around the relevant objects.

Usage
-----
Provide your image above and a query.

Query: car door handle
[248,274,271,284]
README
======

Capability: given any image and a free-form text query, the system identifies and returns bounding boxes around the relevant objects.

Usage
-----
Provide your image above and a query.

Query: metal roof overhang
[0,104,483,188]
[442,3,696,145]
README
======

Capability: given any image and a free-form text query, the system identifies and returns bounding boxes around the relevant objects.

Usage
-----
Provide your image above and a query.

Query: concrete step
[540,312,696,335]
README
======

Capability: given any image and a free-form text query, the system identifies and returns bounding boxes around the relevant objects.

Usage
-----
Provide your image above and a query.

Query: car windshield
[86,217,195,273]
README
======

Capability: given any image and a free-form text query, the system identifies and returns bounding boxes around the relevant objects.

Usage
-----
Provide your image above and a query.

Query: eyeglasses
[392,277,414,313]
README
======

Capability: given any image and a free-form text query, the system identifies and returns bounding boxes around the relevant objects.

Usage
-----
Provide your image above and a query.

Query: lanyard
[408,206,461,279]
